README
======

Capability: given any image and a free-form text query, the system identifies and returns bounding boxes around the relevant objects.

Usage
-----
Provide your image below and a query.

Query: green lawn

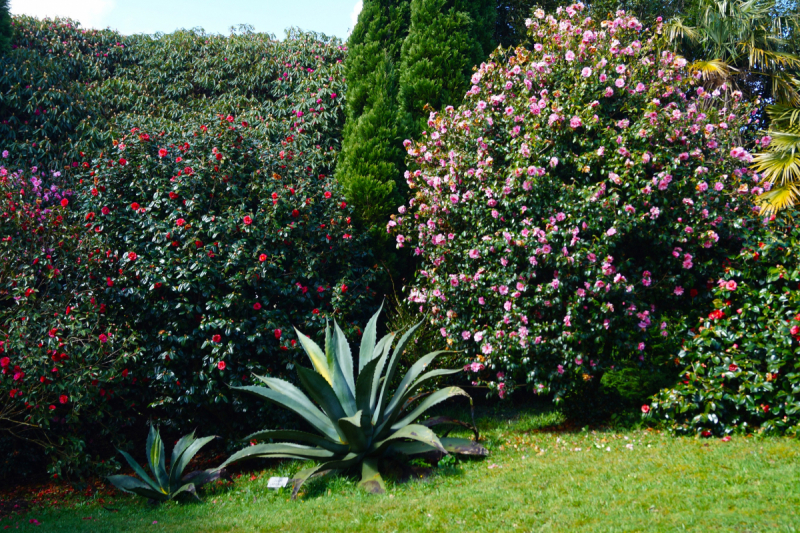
[7,405,800,532]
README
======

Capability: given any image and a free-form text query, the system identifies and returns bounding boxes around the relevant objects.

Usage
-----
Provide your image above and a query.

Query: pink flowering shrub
[647,209,800,436]
[391,5,761,399]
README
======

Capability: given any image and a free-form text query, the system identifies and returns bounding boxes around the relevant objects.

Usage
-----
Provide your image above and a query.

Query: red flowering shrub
[0,162,140,476]
[648,208,800,435]
[391,6,760,399]
[0,19,378,474]
[71,114,375,443]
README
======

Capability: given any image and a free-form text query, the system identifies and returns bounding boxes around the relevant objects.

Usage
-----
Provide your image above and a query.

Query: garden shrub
[0,160,140,477]
[648,208,800,436]
[71,115,376,439]
[0,18,380,474]
[390,4,761,400]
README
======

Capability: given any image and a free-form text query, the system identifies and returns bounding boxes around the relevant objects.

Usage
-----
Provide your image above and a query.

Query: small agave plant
[223,305,487,496]
[107,426,218,502]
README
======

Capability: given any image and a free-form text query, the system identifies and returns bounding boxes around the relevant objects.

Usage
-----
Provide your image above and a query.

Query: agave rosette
[222,305,486,496]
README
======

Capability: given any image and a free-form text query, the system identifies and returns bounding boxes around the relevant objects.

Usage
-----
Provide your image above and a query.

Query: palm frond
[766,103,800,129]
[665,17,701,44]
[690,59,735,80]
[758,183,800,215]
[751,133,800,186]
[767,74,800,108]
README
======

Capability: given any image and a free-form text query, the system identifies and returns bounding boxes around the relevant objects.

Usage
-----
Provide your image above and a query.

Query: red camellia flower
[291,209,299,218]
[119,158,127,166]
[253,302,262,310]
[341,284,348,292]
[59,395,68,404]
[107,277,114,287]
[49,405,56,411]
[98,333,108,343]
[101,206,110,215]
[195,240,203,248]
[176,218,186,226]
[274,329,281,340]
[154,282,162,289]
[128,252,137,261]
[641,405,650,414]
[212,334,222,343]
[728,363,738,372]
[721,436,731,442]
[218,361,226,370]
[158,148,168,158]
[701,430,712,437]
[184,166,193,175]
[91,188,98,196]
[324,191,332,199]
[259,254,267,262]
[271,192,278,200]
[122,369,129,377]
[130,202,140,210]
[312,308,320,315]
[0,357,9,367]
[243,216,253,225]
[60,198,69,207]
[689,288,698,298]
[169,191,178,200]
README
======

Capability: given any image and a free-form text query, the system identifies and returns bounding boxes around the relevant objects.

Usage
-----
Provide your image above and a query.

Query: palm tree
[666,0,800,213]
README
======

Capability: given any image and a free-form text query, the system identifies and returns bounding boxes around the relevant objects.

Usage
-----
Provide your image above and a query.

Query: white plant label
[267,476,289,489]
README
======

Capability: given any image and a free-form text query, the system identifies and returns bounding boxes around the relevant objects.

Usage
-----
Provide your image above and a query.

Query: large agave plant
[107,426,219,502]
[222,305,486,496]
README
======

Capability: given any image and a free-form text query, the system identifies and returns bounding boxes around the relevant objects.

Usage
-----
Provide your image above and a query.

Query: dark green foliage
[649,209,800,436]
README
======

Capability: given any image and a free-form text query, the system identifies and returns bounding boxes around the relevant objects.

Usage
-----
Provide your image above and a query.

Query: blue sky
[9,0,363,39]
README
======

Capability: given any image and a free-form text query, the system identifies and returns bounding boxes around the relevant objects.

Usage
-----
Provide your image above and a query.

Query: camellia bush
[648,208,800,436]
[0,17,380,475]
[390,4,762,399]
[0,158,141,476]
[70,115,376,445]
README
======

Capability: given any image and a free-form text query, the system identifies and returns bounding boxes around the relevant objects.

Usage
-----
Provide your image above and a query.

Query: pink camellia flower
[606,227,617,237]
[176,218,186,226]
[469,249,480,259]
[99,333,108,343]
[243,215,253,225]
[726,280,738,291]
[253,302,262,310]
[641,405,650,414]
[581,67,592,77]
[674,286,684,296]
[565,50,575,61]
[557,364,564,374]
[569,116,582,128]
[218,361,226,370]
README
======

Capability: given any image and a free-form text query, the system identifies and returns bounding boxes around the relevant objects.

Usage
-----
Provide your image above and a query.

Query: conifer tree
[398,0,496,137]
[337,0,411,228]
[0,0,12,54]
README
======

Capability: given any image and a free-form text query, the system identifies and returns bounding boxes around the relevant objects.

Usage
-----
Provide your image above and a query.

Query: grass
[5,403,800,532]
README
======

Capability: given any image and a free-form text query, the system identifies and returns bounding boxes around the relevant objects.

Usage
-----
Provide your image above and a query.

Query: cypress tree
[0,0,12,54]
[398,0,496,137]
[337,0,411,228]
